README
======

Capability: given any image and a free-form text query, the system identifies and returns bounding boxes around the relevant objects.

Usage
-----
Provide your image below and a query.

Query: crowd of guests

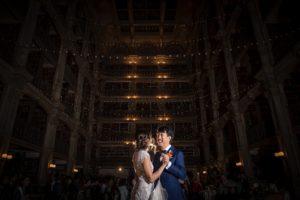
[0,168,291,200]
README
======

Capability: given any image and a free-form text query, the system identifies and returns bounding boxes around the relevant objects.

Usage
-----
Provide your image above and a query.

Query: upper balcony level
[100,64,193,77]
[102,81,195,96]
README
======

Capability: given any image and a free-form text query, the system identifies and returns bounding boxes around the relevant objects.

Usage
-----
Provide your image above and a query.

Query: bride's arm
[143,155,168,183]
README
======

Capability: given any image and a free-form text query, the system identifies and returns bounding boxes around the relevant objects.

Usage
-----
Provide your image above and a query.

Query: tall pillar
[215,0,253,176]
[13,0,40,68]
[37,110,59,185]
[248,0,300,197]
[83,92,95,174]
[83,138,92,174]
[203,18,225,162]
[199,89,210,164]
[52,44,67,102]
[37,43,67,184]
[67,73,83,175]
[67,130,79,175]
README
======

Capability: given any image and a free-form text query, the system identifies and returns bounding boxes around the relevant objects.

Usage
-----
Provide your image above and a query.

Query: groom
[153,126,187,200]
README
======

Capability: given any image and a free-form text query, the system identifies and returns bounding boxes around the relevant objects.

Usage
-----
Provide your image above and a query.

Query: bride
[131,131,169,200]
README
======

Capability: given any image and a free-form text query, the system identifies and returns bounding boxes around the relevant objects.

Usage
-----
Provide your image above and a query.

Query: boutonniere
[167,150,173,159]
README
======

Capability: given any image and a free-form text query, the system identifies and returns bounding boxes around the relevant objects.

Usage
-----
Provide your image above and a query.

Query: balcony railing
[103,88,194,96]
[98,110,195,118]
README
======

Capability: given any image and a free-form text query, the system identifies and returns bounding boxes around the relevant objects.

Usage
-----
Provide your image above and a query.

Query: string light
[1,26,298,62]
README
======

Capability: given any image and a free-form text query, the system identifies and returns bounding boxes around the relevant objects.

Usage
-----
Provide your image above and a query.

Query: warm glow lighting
[118,167,123,172]
[202,170,207,174]
[236,161,243,167]
[73,168,79,173]
[157,75,168,78]
[49,163,56,168]
[274,151,285,157]
[157,95,168,99]
[127,75,138,78]
[1,153,8,159]
[126,96,138,99]
[1,153,13,160]
[158,117,169,121]
[126,117,138,121]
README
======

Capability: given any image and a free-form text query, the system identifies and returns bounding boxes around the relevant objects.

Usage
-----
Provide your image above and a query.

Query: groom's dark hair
[157,126,174,140]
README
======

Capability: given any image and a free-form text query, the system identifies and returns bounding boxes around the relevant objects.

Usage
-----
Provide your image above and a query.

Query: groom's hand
[161,153,170,165]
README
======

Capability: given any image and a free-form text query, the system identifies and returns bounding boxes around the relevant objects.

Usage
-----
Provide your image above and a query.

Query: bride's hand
[161,154,170,166]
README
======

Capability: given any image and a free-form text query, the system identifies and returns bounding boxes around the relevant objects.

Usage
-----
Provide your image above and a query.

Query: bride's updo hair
[135,131,151,150]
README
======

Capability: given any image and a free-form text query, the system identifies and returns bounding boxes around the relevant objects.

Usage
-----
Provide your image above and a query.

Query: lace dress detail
[131,150,153,200]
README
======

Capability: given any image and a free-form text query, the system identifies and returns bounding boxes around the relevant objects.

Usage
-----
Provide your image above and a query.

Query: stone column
[67,72,83,175]
[52,44,67,102]
[37,110,59,185]
[203,18,225,162]
[13,0,40,68]
[199,89,210,164]
[215,0,253,176]
[67,130,79,175]
[83,138,92,174]
[248,0,300,197]
[83,92,95,174]
[37,43,67,184]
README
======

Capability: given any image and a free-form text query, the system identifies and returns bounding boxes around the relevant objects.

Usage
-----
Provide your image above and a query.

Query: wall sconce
[202,170,207,174]
[118,167,123,172]
[127,75,138,78]
[235,161,243,167]
[127,95,138,99]
[73,168,79,173]
[157,75,168,79]
[48,163,56,168]
[1,153,8,159]
[157,95,168,99]
[125,117,138,121]
[124,141,135,145]
[274,151,285,157]
[158,117,170,121]
[1,153,13,160]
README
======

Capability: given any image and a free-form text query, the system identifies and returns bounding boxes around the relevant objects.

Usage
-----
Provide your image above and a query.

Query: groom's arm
[165,151,186,180]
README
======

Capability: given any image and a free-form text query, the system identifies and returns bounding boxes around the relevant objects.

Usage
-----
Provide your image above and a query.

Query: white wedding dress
[131,149,168,200]
[131,149,153,200]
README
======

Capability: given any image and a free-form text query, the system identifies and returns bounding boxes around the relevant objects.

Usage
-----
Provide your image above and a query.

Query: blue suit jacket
[153,145,187,200]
